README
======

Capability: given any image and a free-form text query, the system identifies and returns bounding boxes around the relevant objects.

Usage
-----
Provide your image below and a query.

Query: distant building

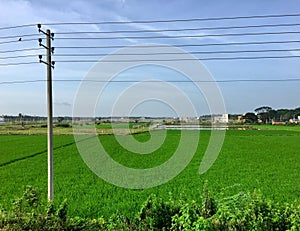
[272,120,286,125]
[180,117,198,123]
[198,114,229,123]
[212,114,228,123]
[289,117,300,124]
[0,117,4,124]
[237,115,244,123]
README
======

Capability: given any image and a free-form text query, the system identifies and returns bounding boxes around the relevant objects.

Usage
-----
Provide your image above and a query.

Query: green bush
[0,185,299,230]
[171,189,300,231]
[137,194,180,230]
[0,186,105,231]
[55,123,71,128]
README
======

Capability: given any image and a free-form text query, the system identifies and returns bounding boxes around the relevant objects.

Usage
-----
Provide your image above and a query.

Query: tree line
[242,106,300,124]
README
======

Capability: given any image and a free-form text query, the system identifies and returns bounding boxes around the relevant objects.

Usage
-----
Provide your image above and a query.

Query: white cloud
[0,0,41,26]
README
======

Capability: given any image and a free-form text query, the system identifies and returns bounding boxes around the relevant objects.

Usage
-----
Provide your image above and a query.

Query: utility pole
[38,24,55,201]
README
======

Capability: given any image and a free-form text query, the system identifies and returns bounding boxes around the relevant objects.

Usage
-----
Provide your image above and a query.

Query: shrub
[137,194,180,230]
[55,123,71,128]
[0,186,104,231]
[0,185,299,230]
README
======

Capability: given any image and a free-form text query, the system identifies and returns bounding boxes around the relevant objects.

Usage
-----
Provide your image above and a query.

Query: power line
[0,38,38,45]
[8,31,300,46]
[55,40,300,49]
[1,13,300,31]
[0,24,299,48]
[54,31,300,40]
[0,47,43,54]
[0,80,44,85]
[54,22,300,35]
[52,48,300,57]
[8,48,299,60]
[1,78,300,86]
[1,13,299,31]
[0,33,40,40]
[0,61,39,66]
[41,13,300,26]
[3,23,300,44]
[57,79,300,83]
[1,54,300,65]
[0,13,299,31]
[0,54,40,60]
[1,18,299,43]
[1,39,299,56]
[54,55,300,62]
[0,23,37,31]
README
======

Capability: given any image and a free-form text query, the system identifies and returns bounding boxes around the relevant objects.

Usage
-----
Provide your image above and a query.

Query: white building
[212,114,228,123]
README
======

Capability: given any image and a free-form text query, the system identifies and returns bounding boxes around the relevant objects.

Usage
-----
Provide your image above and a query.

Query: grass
[0,127,299,219]
[252,124,300,131]
[0,122,150,135]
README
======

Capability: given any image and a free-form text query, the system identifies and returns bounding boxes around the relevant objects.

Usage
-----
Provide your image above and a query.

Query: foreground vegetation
[0,185,299,230]
[0,125,299,229]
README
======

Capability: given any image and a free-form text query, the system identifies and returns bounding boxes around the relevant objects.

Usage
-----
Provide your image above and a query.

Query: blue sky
[0,0,300,117]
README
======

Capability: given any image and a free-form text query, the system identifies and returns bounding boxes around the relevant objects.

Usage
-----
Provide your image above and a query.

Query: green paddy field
[0,125,299,219]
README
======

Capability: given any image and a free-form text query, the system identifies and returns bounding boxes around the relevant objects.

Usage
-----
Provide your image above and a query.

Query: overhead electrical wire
[0,23,37,31]
[0,33,40,40]
[51,48,300,57]
[1,21,300,43]
[53,55,300,62]
[0,12,299,32]
[0,38,38,45]
[0,47,44,54]
[0,13,298,31]
[0,80,45,84]
[1,13,300,66]
[4,48,300,60]
[41,13,300,26]
[0,13,299,32]
[54,22,300,35]
[1,78,300,86]
[0,54,41,60]
[55,40,300,49]
[1,39,300,54]
[54,31,300,40]
[3,23,299,42]
[0,61,39,66]
[1,32,300,52]
[1,54,300,66]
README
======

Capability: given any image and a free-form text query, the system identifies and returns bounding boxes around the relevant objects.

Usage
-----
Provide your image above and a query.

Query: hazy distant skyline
[0,0,300,116]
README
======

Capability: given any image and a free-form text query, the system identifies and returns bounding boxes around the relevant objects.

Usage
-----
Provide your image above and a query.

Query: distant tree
[268,109,277,121]
[255,106,273,124]
[294,107,300,115]
[276,109,289,121]
[292,107,300,119]
[18,113,24,127]
[95,117,102,125]
[57,117,64,123]
[242,112,258,123]
[254,106,272,114]
[228,114,239,120]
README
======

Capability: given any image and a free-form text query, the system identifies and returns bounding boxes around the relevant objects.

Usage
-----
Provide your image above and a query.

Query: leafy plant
[137,194,180,230]
[0,185,300,230]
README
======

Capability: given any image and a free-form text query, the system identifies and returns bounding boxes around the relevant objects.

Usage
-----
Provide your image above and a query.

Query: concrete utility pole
[38,25,55,201]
